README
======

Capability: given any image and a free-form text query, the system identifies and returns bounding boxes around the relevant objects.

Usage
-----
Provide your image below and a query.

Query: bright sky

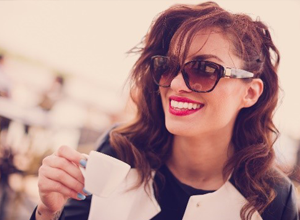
[0,0,299,139]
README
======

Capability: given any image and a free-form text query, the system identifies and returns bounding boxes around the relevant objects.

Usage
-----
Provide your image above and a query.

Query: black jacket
[30,130,299,220]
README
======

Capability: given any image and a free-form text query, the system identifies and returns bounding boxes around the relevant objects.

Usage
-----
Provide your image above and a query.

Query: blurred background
[0,0,299,219]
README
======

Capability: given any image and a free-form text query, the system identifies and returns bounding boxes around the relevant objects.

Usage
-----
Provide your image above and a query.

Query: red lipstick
[169,96,204,116]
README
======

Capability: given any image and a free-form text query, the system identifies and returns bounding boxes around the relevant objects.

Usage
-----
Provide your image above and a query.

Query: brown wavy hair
[109,2,280,219]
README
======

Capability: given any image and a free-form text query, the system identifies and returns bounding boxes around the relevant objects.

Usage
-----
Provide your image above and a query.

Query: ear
[242,79,264,108]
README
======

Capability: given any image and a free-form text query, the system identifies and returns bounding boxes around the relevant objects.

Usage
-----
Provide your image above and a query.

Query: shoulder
[261,169,299,220]
[230,169,299,220]
[94,124,118,158]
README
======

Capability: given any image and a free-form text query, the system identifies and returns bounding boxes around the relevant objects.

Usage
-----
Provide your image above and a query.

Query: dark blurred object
[0,116,10,132]
[0,54,12,135]
[0,144,22,220]
[0,55,11,98]
[39,75,64,111]
[0,129,46,220]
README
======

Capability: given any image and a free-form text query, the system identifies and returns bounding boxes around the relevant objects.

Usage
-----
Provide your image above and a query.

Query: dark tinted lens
[151,56,176,86]
[183,60,220,92]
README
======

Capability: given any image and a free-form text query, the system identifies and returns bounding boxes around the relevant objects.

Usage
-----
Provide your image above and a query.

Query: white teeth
[170,100,202,110]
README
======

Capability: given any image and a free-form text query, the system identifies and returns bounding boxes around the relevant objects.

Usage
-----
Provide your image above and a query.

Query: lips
[169,96,204,116]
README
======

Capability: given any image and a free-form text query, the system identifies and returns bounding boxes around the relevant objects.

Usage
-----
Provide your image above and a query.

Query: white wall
[0,0,299,138]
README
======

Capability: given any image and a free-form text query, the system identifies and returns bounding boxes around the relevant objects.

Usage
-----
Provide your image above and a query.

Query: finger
[38,174,85,201]
[39,165,85,195]
[55,145,86,166]
[42,155,84,184]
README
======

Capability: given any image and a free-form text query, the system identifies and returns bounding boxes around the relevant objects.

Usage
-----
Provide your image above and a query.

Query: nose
[170,72,192,93]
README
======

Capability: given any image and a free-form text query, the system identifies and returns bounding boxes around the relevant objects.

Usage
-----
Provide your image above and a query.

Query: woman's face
[159,29,250,138]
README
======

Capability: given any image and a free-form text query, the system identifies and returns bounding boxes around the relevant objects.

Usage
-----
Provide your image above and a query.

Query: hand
[37,145,87,215]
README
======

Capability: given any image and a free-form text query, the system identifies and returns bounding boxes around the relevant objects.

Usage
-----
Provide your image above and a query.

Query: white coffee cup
[80,151,131,197]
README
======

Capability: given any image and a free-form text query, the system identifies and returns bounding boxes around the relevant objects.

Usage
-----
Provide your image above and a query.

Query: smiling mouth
[170,100,203,110]
[168,97,204,116]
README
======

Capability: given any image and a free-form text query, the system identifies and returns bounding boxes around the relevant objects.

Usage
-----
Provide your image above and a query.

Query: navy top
[151,164,215,220]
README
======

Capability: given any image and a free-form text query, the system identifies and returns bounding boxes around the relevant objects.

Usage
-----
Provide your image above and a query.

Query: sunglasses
[150,55,255,93]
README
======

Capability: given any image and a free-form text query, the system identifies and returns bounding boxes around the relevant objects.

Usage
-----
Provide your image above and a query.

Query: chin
[165,120,194,137]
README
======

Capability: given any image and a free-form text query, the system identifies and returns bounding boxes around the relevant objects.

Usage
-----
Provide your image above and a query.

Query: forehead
[170,28,239,67]
[188,29,231,59]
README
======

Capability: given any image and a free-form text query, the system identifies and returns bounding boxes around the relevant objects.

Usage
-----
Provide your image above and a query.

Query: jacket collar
[87,168,262,220]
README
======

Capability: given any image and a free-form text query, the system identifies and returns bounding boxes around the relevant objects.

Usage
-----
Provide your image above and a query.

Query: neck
[166,133,233,190]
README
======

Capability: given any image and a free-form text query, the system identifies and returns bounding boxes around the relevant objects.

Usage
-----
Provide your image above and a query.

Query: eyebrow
[190,54,224,63]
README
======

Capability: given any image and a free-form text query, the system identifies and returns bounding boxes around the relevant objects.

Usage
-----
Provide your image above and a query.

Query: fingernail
[79,159,87,168]
[77,193,86,200]
[83,188,92,195]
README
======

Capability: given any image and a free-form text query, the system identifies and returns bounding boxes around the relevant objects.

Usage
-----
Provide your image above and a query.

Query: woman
[31,2,299,220]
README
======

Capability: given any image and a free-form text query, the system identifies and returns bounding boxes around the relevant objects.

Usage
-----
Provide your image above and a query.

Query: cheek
[209,81,246,113]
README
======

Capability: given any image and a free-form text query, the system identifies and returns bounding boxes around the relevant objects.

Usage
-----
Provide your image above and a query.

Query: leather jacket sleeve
[281,183,299,220]
[29,196,92,220]
[261,177,299,220]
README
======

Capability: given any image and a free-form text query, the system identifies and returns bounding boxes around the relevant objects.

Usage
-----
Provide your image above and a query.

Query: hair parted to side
[109,2,280,219]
